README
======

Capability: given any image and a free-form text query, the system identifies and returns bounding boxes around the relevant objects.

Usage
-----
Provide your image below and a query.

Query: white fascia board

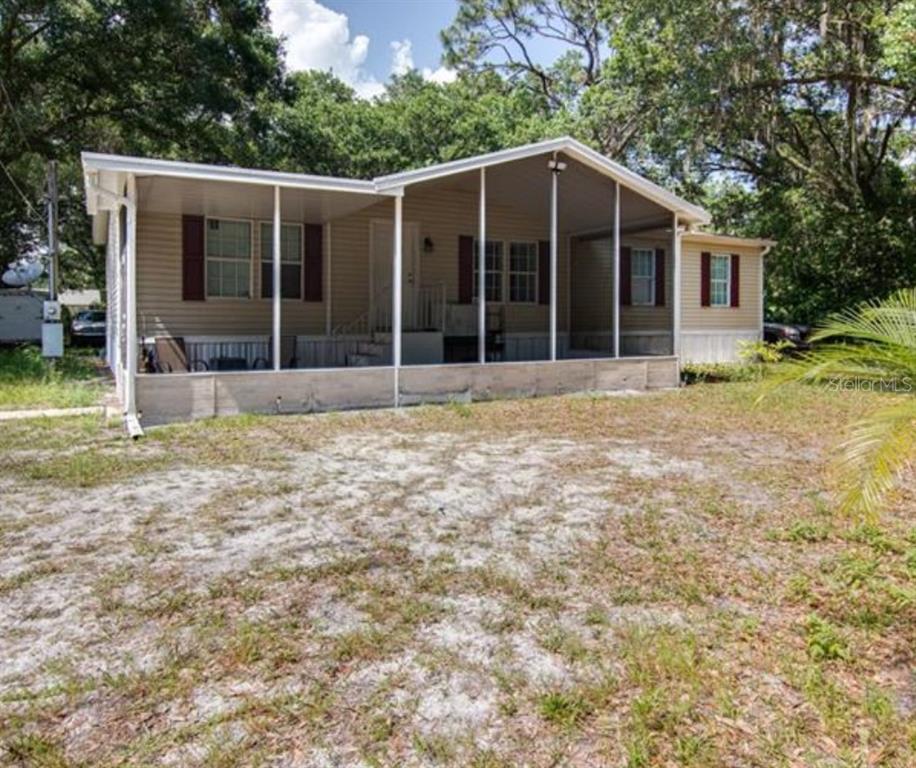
[682,232,777,249]
[80,152,386,196]
[372,137,571,189]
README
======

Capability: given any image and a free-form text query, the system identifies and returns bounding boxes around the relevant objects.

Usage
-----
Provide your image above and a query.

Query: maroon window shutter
[538,240,550,305]
[303,224,323,302]
[701,251,711,306]
[620,246,632,305]
[458,235,473,304]
[182,215,205,301]
[654,248,665,306]
[730,253,740,307]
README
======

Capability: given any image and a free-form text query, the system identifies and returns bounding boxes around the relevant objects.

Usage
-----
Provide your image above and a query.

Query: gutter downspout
[86,174,144,439]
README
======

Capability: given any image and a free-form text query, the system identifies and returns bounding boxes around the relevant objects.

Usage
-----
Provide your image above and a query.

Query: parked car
[764,321,810,351]
[70,309,106,345]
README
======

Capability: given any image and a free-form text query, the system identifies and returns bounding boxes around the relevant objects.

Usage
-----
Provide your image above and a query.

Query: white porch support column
[672,212,682,358]
[392,192,403,406]
[325,222,333,336]
[612,180,621,358]
[478,167,486,364]
[125,174,138,417]
[272,185,282,371]
[549,165,559,361]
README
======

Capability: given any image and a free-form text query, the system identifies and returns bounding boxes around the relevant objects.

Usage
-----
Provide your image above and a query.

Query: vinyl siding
[569,234,673,334]
[136,212,326,337]
[137,187,569,337]
[680,243,762,331]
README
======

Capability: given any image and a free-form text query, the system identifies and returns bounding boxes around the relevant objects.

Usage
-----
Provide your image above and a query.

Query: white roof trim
[373,136,711,224]
[81,137,711,223]
[81,152,384,195]
[682,232,777,249]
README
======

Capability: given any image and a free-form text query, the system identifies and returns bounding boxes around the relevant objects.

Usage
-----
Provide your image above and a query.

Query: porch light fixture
[547,159,567,173]
[423,236,434,253]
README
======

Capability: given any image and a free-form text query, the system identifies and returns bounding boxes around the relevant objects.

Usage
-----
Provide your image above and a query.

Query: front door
[370,219,420,331]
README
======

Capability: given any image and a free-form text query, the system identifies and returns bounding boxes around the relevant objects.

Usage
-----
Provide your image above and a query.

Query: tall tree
[0,0,281,287]
[443,0,916,321]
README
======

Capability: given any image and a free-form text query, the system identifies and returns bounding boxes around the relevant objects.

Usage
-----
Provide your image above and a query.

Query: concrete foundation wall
[136,367,396,424]
[136,357,679,425]
[398,357,677,405]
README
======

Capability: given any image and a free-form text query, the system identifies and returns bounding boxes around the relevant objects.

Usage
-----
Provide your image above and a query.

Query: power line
[0,155,45,228]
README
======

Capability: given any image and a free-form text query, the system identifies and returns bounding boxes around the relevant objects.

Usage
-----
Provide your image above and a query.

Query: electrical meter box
[43,300,61,322]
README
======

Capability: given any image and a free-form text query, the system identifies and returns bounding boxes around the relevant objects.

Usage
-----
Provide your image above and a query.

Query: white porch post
[478,167,486,364]
[612,181,621,358]
[125,174,137,416]
[672,212,681,358]
[272,185,282,371]
[549,166,558,361]
[393,193,403,406]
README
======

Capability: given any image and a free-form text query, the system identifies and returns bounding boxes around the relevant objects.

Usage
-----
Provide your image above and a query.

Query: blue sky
[268,0,462,97]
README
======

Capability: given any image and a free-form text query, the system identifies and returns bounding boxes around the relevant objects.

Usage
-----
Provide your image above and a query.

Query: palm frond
[758,288,916,518]
[836,399,916,520]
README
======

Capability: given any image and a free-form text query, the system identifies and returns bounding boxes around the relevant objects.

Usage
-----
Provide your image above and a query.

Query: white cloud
[390,38,457,84]
[268,3,457,98]
[268,0,383,98]
[422,65,458,84]
[390,39,414,76]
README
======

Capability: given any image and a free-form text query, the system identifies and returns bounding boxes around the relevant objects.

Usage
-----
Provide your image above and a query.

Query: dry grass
[0,382,914,767]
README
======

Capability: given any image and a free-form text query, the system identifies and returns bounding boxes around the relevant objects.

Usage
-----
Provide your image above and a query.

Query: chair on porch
[149,336,208,373]
[252,335,299,370]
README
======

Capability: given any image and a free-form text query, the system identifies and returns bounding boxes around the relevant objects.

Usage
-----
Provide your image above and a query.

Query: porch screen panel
[260,223,302,299]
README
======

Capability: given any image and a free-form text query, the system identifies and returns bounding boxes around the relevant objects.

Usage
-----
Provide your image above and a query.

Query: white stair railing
[415,282,446,331]
[331,281,446,337]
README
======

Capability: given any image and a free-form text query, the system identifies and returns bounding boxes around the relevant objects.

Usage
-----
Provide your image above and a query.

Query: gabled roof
[82,137,711,224]
[374,136,711,225]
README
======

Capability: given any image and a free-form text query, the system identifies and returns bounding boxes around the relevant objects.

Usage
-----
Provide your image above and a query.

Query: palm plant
[768,288,916,519]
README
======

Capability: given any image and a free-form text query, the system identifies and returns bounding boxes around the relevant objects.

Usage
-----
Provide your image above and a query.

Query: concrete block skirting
[136,357,679,425]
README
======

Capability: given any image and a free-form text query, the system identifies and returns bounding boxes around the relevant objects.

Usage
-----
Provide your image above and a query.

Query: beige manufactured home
[82,138,773,427]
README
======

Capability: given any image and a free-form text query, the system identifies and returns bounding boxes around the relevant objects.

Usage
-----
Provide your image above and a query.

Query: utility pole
[47,160,58,301]
[42,160,63,358]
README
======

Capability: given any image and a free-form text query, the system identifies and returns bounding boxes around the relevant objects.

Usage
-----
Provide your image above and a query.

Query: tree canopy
[1,0,913,322]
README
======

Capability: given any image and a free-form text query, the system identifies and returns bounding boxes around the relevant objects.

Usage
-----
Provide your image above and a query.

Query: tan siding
[328,188,568,334]
[136,212,326,337]
[137,187,570,338]
[680,243,762,331]
[569,234,673,334]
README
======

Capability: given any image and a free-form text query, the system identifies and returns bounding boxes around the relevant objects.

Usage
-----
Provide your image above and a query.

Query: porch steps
[345,336,392,367]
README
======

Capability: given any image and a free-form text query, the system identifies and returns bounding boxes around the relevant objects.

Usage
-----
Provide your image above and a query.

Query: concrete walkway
[0,405,106,422]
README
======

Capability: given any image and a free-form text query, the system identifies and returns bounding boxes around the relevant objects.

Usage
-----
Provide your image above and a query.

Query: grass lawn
[0,345,110,411]
[0,383,913,766]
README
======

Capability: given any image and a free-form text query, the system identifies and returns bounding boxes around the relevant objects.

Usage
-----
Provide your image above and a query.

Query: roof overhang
[81,137,712,225]
[373,136,712,225]
[81,151,388,215]
[681,232,777,250]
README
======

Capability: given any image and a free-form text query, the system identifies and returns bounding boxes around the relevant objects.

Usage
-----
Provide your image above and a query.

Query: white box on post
[42,322,63,358]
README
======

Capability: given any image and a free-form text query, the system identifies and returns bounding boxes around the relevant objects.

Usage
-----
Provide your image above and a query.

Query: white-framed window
[631,248,655,306]
[260,222,303,299]
[206,218,251,298]
[473,240,504,302]
[508,241,538,303]
[710,253,731,307]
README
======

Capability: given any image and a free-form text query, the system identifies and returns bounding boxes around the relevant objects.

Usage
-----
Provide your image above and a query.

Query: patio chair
[253,336,299,370]
[151,336,208,373]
